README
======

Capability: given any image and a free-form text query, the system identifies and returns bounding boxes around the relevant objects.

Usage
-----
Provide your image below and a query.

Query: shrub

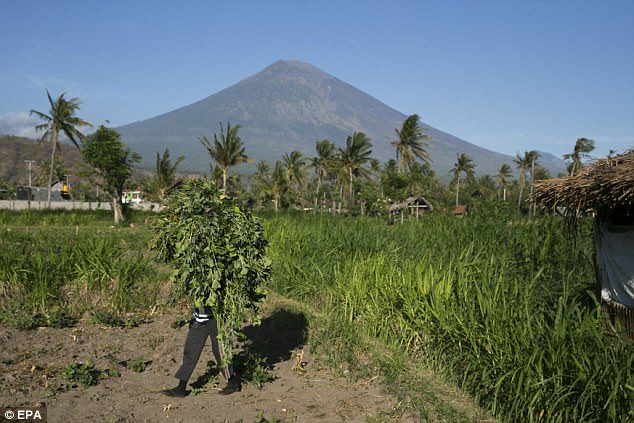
[60,362,99,388]
[237,353,275,389]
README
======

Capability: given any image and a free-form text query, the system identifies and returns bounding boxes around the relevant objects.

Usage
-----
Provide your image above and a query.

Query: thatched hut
[389,196,433,223]
[452,205,468,218]
[531,149,634,338]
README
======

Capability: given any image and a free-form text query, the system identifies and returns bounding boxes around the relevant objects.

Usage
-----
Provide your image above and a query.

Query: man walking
[162,306,241,397]
[154,179,270,398]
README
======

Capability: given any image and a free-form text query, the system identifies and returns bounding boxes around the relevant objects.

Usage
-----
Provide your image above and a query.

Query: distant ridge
[117,60,567,177]
[0,135,84,185]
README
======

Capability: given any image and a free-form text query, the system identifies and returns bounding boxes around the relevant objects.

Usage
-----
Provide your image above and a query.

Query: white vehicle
[122,191,143,204]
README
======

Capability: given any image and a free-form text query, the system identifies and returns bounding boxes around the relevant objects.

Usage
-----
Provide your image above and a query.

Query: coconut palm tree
[250,160,271,208]
[563,138,595,176]
[368,158,383,190]
[450,153,475,207]
[199,122,251,192]
[155,149,184,202]
[497,163,512,201]
[282,151,306,192]
[309,140,335,203]
[514,150,540,209]
[384,159,398,176]
[266,161,287,211]
[254,160,270,184]
[391,114,431,173]
[30,91,92,207]
[335,132,373,203]
[533,166,551,181]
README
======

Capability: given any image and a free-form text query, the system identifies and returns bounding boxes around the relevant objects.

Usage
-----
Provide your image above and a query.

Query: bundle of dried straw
[531,149,634,216]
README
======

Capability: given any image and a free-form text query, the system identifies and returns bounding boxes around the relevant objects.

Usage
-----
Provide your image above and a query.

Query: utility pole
[65,174,72,200]
[24,160,35,209]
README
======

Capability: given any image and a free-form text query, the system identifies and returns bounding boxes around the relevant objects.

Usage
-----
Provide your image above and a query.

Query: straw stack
[531,149,634,217]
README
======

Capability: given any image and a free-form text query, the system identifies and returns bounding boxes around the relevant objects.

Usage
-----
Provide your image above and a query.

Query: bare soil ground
[0,300,402,423]
[1,294,491,423]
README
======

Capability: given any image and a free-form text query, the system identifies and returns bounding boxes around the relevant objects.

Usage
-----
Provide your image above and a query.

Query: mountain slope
[0,135,85,186]
[117,60,566,177]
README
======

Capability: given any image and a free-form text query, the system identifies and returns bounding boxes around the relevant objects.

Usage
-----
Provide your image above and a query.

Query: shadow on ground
[190,307,310,391]
[241,307,309,367]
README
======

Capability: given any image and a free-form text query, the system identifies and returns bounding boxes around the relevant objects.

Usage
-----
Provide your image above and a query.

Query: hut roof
[388,196,433,213]
[531,149,634,215]
[452,205,468,216]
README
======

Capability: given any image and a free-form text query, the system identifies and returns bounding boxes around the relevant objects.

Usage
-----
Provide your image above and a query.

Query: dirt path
[0,300,402,422]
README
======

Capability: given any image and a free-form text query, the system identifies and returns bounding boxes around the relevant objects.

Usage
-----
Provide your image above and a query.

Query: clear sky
[1,0,632,158]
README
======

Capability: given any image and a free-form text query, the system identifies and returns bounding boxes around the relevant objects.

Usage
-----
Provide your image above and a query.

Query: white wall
[0,200,160,211]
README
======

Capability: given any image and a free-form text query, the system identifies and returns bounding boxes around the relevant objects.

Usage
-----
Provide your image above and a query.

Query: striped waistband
[193,310,212,323]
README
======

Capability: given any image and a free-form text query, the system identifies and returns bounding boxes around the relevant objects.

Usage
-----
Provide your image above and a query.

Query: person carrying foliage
[152,178,271,397]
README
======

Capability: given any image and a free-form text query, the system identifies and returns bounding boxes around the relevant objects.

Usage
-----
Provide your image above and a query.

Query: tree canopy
[563,138,595,176]
[81,125,140,223]
[199,122,251,192]
[391,114,431,172]
[335,131,374,201]
[151,149,184,202]
[450,153,476,206]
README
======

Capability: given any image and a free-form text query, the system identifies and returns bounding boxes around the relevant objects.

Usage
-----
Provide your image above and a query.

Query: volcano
[117,60,566,177]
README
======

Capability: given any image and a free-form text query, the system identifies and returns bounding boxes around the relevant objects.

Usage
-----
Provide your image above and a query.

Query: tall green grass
[0,227,165,327]
[0,208,152,226]
[264,213,633,422]
[1,209,631,420]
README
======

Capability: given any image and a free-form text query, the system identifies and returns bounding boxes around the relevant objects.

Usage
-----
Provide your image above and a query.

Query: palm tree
[208,163,224,186]
[30,91,92,207]
[282,151,306,193]
[335,132,373,203]
[254,160,270,183]
[266,161,287,211]
[155,149,184,202]
[563,138,595,176]
[250,160,271,208]
[384,159,398,176]
[533,166,551,181]
[514,150,540,209]
[368,158,383,189]
[450,153,475,206]
[391,114,431,173]
[199,122,251,192]
[309,140,335,203]
[497,163,512,201]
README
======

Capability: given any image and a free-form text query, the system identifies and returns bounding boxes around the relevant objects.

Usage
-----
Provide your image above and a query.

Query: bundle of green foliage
[152,178,271,365]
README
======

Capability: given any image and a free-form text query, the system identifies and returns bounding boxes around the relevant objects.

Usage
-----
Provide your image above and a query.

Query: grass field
[1,209,632,422]
[265,213,632,422]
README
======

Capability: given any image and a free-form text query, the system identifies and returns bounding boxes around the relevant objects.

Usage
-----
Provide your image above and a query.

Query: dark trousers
[175,319,234,382]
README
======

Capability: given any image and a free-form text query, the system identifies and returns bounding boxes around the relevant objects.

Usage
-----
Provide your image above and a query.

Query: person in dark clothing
[162,307,241,397]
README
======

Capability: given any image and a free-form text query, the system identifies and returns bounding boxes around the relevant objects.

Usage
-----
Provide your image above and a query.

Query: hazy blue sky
[1,0,632,158]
